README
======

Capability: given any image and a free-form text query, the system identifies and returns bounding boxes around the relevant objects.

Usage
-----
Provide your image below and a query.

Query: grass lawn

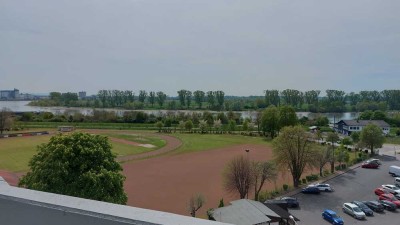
[0,135,51,172]
[104,133,166,148]
[170,133,272,154]
[385,137,400,145]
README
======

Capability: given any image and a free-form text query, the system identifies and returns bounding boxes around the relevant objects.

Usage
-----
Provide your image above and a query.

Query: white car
[342,203,366,220]
[382,184,400,195]
[395,177,400,188]
[308,183,334,192]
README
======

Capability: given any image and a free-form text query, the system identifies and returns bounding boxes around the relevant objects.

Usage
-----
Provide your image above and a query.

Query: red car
[361,162,379,169]
[379,194,400,207]
[375,188,390,196]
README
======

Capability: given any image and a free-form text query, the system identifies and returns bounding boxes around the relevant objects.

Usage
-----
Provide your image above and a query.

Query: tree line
[28,89,400,113]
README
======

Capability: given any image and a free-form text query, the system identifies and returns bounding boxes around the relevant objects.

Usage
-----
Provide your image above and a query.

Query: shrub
[283,184,289,191]
[302,178,307,184]
[323,169,330,177]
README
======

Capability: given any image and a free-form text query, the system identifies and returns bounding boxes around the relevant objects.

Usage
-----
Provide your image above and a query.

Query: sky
[1,0,400,96]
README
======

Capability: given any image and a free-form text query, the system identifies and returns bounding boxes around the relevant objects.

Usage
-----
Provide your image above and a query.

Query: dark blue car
[322,209,344,225]
[302,186,320,194]
[352,201,373,216]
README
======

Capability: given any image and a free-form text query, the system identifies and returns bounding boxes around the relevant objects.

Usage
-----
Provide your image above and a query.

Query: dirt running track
[0,170,19,186]
[123,144,295,217]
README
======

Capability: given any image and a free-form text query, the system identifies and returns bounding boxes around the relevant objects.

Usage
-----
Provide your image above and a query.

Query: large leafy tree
[326,132,339,173]
[360,124,384,155]
[252,161,277,200]
[278,105,297,128]
[0,108,13,134]
[19,132,128,204]
[261,105,280,138]
[273,126,316,187]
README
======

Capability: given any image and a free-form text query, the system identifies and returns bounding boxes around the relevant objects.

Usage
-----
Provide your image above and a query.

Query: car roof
[344,203,357,208]
[324,209,336,214]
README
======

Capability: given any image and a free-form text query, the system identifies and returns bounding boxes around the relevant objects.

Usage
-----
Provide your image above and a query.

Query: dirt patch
[122,144,298,217]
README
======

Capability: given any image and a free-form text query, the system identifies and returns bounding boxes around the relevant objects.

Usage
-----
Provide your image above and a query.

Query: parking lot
[290,157,400,225]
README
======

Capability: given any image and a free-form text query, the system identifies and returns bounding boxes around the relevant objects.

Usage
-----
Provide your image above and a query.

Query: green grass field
[170,133,272,155]
[0,131,166,172]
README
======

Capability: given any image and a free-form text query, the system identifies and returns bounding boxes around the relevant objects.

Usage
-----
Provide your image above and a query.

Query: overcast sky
[1,0,399,96]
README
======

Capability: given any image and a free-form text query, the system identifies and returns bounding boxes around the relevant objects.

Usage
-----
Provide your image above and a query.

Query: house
[0,177,232,225]
[335,120,390,136]
[212,199,299,225]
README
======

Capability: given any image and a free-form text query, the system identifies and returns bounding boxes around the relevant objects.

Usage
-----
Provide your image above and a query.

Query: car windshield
[330,213,338,218]
[392,186,400,190]
[353,207,362,212]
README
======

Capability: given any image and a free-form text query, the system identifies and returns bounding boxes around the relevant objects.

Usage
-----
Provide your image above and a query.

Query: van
[395,177,400,187]
[389,166,400,177]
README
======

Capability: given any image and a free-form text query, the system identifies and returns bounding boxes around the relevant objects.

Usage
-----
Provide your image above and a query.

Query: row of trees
[29,89,400,112]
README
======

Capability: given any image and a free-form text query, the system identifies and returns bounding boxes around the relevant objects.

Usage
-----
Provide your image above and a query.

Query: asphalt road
[289,157,400,225]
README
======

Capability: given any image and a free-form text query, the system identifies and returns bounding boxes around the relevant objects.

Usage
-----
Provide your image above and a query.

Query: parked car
[342,203,366,220]
[322,209,344,225]
[352,201,373,216]
[395,177,400,188]
[310,183,334,192]
[280,197,299,208]
[382,184,400,195]
[302,186,320,194]
[361,161,379,169]
[374,188,390,196]
[369,158,382,165]
[389,165,400,177]
[378,200,397,211]
[378,194,400,207]
[363,201,384,212]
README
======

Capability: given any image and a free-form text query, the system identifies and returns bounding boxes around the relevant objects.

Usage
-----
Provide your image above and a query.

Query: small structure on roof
[309,126,319,133]
[212,199,299,225]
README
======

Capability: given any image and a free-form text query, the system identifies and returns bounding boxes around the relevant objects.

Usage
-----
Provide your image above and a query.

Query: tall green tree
[326,132,339,173]
[156,91,167,107]
[278,105,297,128]
[177,90,187,107]
[264,90,280,106]
[19,132,127,204]
[149,91,156,107]
[207,91,216,109]
[312,145,332,176]
[360,124,384,155]
[0,108,13,134]
[215,91,225,110]
[186,90,192,109]
[138,90,147,103]
[273,126,316,187]
[193,90,205,109]
[261,105,280,138]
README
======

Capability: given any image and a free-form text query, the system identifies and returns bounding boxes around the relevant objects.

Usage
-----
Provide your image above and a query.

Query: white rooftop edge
[0,177,232,225]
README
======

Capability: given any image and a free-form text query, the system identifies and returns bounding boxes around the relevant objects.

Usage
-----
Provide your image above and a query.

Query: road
[289,156,400,225]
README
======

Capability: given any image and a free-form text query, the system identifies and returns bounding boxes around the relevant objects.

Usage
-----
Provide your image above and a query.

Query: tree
[0,108,13,134]
[138,90,147,103]
[149,91,156,107]
[19,132,127,204]
[218,198,224,208]
[155,121,164,132]
[185,120,194,132]
[188,193,205,217]
[177,89,187,107]
[260,105,280,138]
[199,120,208,133]
[223,155,253,199]
[186,90,192,109]
[178,121,185,132]
[326,132,339,173]
[252,161,277,200]
[207,91,216,109]
[360,124,384,155]
[278,105,297,128]
[335,144,350,168]
[273,126,316,187]
[351,132,360,144]
[193,90,205,109]
[156,91,167,107]
[312,145,332,176]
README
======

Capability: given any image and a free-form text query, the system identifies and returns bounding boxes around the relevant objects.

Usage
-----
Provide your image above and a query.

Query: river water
[0,101,358,122]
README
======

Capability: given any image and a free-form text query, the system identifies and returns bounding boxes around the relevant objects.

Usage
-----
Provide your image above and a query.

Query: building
[0,88,19,100]
[335,120,390,136]
[0,177,232,225]
[212,199,299,225]
[78,91,87,99]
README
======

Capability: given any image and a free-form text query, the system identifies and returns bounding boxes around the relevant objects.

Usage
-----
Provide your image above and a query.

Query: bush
[306,174,319,182]
[283,184,289,191]
[323,169,330,177]
[302,178,307,184]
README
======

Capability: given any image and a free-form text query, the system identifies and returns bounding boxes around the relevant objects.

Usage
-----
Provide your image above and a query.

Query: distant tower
[13,88,20,99]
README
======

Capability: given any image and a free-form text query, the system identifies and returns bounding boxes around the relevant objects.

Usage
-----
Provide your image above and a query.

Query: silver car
[342,203,366,220]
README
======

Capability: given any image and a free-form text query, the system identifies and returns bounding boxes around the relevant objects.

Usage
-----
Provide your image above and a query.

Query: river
[0,101,358,122]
